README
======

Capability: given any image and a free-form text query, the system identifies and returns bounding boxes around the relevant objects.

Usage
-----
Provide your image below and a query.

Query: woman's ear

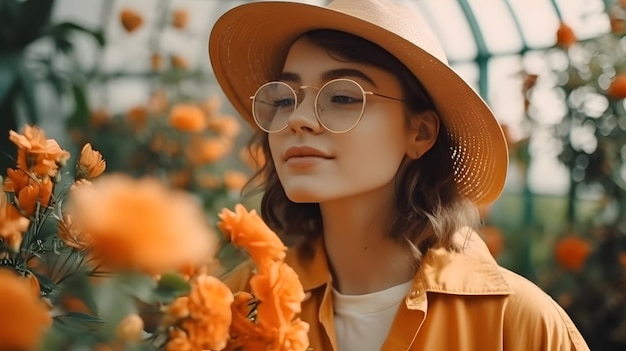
[406,110,439,160]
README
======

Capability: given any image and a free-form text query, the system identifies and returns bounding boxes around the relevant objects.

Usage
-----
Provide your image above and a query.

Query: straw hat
[208,0,509,206]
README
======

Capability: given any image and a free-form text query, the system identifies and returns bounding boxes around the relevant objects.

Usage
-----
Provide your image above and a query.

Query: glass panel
[554,0,610,40]
[467,0,524,54]
[417,0,478,62]
[507,0,561,49]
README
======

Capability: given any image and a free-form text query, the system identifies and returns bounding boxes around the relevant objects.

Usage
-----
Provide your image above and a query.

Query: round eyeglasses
[250,78,405,133]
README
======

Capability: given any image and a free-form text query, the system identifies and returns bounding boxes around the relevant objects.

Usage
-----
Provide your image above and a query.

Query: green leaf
[61,270,99,315]
[51,22,106,47]
[65,82,90,129]
[153,273,191,302]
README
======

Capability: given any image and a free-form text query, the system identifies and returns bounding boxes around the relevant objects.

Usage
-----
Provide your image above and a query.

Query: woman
[209,0,590,350]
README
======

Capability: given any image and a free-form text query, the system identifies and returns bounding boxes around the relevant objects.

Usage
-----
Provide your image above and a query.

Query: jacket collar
[285,228,513,295]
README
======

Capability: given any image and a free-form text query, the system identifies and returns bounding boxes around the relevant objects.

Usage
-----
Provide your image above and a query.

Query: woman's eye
[274,98,296,108]
[330,95,362,104]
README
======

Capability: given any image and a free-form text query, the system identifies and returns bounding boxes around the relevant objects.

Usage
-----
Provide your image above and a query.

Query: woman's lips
[283,146,333,167]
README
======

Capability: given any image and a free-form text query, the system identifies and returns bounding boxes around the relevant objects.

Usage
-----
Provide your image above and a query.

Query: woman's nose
[286,92,323,133]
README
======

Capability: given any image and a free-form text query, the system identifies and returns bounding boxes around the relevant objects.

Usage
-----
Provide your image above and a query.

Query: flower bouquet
[0,125,308,350]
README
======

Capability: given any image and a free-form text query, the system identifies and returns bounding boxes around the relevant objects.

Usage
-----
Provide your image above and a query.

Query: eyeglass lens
[252,79,366,133]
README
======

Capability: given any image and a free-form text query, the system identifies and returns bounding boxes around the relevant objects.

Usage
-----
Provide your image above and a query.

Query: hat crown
[327,0,448,64]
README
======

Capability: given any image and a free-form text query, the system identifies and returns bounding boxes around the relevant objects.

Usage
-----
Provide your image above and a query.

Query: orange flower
[120,8,143,33]
[223,171,249,192]
[619,251,626,268]
[127,106,149,131]
[554,235,591,271]
[556,22,577,48]
[170,55,188,69]
[251,261,306,328]
[0,268,52,350]
[9,125,70,177]
[195,174,222,189]
[169,104,206,132]
[166,329,194,351]
[187,136,232,165]
[4,168,30,194]
[66,174,217,274]
[208,116,241,138]
[607,73,626,99]
[218,204,287,267]
[162,296,190,327]
[116,314,144,343]
[57,214,91,250]
[171,9,189,30]
[182,274,234,350]
[15,177,53,216]
[77,143,106,180]
[274,319,310,351]
[0,192,29,251]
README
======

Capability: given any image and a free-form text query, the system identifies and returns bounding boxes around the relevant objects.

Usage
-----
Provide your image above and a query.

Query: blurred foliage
[0,0,105,177]
[496,1,626,349]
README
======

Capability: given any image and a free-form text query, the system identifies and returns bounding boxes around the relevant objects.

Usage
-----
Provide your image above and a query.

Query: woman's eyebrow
[321,69,377,87]
[277,69,377,87]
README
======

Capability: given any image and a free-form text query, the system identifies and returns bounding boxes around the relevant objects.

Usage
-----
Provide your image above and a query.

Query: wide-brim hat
[208,0,509,206]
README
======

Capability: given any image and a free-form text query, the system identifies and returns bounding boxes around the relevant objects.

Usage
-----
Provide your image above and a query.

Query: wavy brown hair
[242,30,479,262]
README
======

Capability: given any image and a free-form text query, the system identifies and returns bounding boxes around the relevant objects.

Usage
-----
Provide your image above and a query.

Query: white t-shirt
[333,280,413,351]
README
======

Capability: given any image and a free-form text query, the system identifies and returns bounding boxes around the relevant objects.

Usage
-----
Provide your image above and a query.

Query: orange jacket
[223,230,590,351]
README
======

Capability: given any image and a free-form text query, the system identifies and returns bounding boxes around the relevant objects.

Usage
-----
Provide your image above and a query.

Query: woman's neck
[319,184,417,295]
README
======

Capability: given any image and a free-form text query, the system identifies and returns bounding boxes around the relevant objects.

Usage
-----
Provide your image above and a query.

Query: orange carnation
[169,104,206,133]
[0,268,52,350]
[66,174,217,275]
[218,204,288,267]
[554,235,591,271]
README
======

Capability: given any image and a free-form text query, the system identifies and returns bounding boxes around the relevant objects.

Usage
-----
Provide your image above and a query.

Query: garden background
[1,0,626,350]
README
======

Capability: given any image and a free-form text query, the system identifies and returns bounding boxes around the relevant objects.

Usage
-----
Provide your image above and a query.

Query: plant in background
[0,125,308,351]
[522,1,626,349]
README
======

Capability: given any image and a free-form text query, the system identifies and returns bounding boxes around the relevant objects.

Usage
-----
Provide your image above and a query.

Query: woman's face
[268,37,419,203]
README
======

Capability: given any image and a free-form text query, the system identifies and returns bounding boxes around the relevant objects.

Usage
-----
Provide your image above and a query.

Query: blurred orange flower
[218,204,287,267]
[66,174,217,274]
[127,106,149,131]
[0,268,52,350]
[77,143,106,180]
[151,53,163,71]
[172,9,189,30]
[479,225,505,259]
[556,22,577,48]
[607,73,626,99]
[171,55,188,70]
[187,136,232,165]
[120,8,143,33]
[554,235,591,271]
[169,104,206,133]
[4,168,29,193]
[208,116,241,138]
[223,171,249,192]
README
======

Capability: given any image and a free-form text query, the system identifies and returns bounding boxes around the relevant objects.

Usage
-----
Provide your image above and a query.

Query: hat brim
[208,1,508,206]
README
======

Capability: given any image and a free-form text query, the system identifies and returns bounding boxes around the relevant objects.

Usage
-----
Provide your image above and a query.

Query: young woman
[209,0,590,350]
